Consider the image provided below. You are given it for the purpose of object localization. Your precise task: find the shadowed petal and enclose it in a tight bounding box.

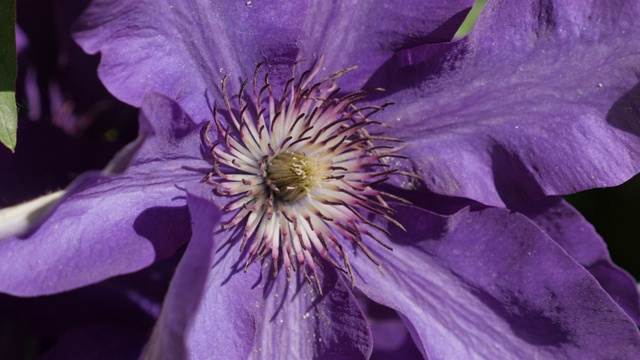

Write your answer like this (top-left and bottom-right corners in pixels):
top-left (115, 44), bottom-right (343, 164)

top-left (352, 204), bottom-right (640, 359)
top-left (520, 197), bottom-right (640, 325)
top-left (252, 267), bottom-right (372, 360)
top-left (370, 317), bottom-right (422, 360)
top-left (299, 0), bottom-right (474, 91)
top-left (372, 0), bottom-right (640, 206)
top-left (144, 182), bottom-right (227, 360)
top-left (73, 0), bottom-right (307, 122)
top-left (0, 172), bottom-right (190, 296)
top-left (0, 93), bottom-right (208, 296)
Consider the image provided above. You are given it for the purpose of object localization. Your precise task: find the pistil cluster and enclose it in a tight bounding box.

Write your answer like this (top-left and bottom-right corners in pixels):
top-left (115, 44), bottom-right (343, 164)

top-left (203, 58), bottom-right (411, 293)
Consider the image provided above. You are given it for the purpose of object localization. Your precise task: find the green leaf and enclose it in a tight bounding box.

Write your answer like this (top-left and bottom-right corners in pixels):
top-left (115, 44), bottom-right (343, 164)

top-left (0, 0), bottom-right (18, 152)
top-left (453, 0), bottom-right (487, 40)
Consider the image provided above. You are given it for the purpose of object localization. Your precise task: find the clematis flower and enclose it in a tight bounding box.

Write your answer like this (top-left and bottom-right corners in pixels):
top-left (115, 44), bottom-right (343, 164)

top-left (135, 93), bottom-right (640, 359)
top-left (1, 0), bottom-right (640, 358)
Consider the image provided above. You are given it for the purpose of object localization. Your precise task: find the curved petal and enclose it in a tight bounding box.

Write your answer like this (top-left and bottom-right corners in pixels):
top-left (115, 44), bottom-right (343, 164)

top-left (299, 0), bottom-right (474, 91)
top-left (520, 197), bottom-right (640, 325)
top-left (0, 172), bottom-right (190, 296)
top-left (0, 93), bottom-right (208, 296)
top-left (144, 182), bottom-right (227, 360)
top-left (370, 0), bottom-right (640, 206)
top-left (252, 267), bottom-right (372, 360)
top-left (352, 205), bottom-right (640, 359)
top-left (124, 92), bottom-right (211, 174)
top-left (73, 0), bottom-right (307, 122)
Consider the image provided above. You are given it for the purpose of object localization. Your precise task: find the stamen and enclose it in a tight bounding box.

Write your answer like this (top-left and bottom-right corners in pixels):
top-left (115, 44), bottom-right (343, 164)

top-left (203, 59), bottom-right (413, 293)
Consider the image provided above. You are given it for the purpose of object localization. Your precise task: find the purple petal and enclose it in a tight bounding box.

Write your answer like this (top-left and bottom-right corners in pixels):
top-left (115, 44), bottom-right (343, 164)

top-left (352, 204), bottom-right (640, 358)
top-left (369, 316), bottom-right (422, 360)
top-left (144, 182), bottom-right (227, 359)
top-left (520, 197), bottom-right (640, 325)
top-left (252, 267), bottom-right (372, 359)
top-left (73, 0), bottom-right (307, 122)
top-left (0, 172), bottom-right (189, 296)
top-left (299, 0), bottom-right (474, 91)
top-left (373, 0), bottom-right (640, 206)
top-left (359, 298), bottom-right (422, 357)
top-left (125, 92), bottom-right (210, 174)
top-left (0, 93), bottom-right (207, 296)
top-left (73, 0), bottom-right (475, 122)
top-left (146, 182), bottom-right (372, 359)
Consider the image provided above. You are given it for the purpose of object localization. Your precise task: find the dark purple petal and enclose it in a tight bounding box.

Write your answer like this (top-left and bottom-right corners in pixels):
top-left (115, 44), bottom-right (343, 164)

top-left (252, 266), bottom-right (372, 360)
top-left (146, 182), bottom-right (372, 359)
top-left (372, 0), bottom-right (640, 206)
top-left (520, 197), bottom-right (640, 325)
top-left (73, 0), bottom-right (307, 122)
top-left (352, 204), bottom-right (640, 359)
top-left (299, 0), bottom-right (474, 91)
top-left (370, 318), bottom-right (422, 360)
top-left (0, 93), bottom-right (207, 296)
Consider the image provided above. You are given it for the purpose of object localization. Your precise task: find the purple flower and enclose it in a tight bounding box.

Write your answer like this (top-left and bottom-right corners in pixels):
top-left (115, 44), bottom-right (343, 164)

top-left (1, 0), bottom-right (640, 358)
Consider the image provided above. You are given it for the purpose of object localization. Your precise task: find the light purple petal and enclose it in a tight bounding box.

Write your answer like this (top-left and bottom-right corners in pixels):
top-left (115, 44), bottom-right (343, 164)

top-left (372, 0), bottom-right (640, 206)
top-left (73, 0), bottom-right (475, 122)
top-left (299, 0), bottom-right (474, 91)
top-left (520, 197), bottom-right (640, 325)
top-left (352, 204), bottom-right (640, 359)
top-left (73, 0), bottom-right (307, 123)
top-left (0, 93), bottom-right (207, 296)
top-left (0, 172), bottom-right (189, 296)
top-left (146, 182), bottom-right (372, 359)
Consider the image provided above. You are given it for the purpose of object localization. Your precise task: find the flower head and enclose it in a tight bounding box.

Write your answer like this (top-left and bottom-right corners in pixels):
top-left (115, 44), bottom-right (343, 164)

top-left (2, 0), bottom-right (640, 358)
top-left (204, 60), bottom-right (414, 290)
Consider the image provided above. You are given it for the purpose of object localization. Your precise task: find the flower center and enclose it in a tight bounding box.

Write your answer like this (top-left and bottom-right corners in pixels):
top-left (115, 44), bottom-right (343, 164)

top-left (267, 152), bottom-right (326, 202)
top-left (202, 57), bottom-right (414, 294)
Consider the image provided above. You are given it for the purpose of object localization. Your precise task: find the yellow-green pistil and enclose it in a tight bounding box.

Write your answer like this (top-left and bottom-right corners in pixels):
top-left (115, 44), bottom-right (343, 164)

top-left (267, 152), bottom-right (325, 202)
